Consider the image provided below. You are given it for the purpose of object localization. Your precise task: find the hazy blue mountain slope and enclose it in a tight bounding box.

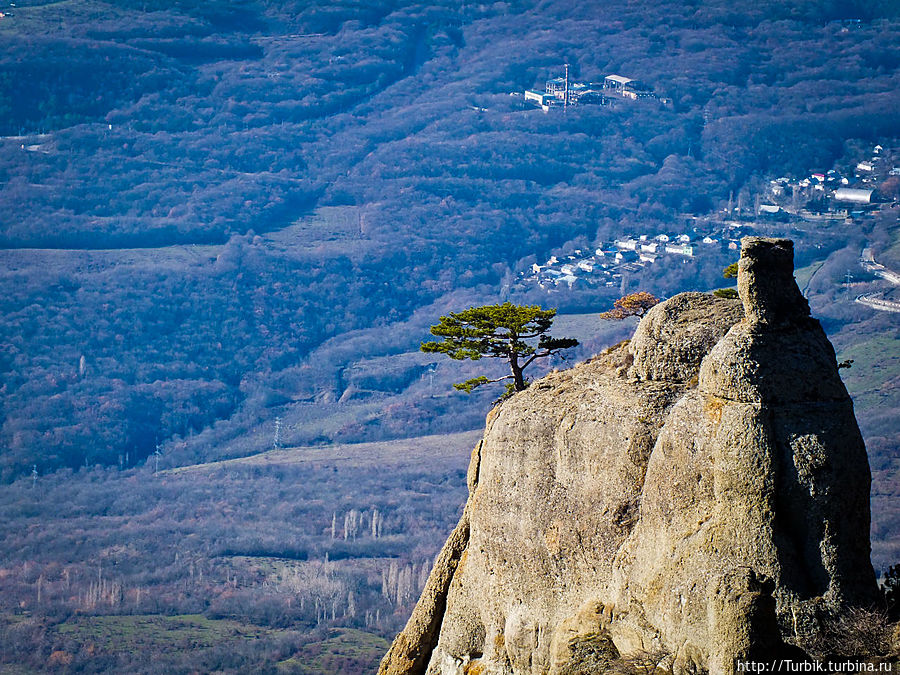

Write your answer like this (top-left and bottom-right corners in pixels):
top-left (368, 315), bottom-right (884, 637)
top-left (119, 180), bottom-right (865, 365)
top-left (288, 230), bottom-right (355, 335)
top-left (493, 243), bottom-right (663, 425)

top-left (1, 0), bottom-right (897, 503)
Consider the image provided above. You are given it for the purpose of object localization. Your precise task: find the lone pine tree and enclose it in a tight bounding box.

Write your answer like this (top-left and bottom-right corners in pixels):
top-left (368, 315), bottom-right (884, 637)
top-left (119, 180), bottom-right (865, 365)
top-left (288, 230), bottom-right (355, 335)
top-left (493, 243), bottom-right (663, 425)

top-left (421, 302), bottom-right (578, 395)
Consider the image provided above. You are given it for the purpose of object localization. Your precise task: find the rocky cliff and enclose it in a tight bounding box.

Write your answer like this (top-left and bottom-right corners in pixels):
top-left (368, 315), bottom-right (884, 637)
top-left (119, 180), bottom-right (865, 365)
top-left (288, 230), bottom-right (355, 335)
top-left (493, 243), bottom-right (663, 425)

top-left (380, 238), bottom-right (880, 675)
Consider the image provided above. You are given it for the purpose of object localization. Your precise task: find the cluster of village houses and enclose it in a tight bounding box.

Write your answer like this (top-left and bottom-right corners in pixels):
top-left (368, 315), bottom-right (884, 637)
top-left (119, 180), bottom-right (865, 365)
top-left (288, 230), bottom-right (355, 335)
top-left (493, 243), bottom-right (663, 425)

top-left (519, 143), bottom-right (897, 292)
top-left (759, 144), bottom-right (897, 217)
top-left (523, 73), bottom-right (665, 110)
top-left (519, 229), bottom-right (744, 290)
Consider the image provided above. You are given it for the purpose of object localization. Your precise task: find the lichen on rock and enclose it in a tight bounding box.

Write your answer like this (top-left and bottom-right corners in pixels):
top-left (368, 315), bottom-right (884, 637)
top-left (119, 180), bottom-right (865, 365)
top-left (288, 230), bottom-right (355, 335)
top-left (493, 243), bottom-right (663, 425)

top-left (379, 237), bottom-right (879, 675)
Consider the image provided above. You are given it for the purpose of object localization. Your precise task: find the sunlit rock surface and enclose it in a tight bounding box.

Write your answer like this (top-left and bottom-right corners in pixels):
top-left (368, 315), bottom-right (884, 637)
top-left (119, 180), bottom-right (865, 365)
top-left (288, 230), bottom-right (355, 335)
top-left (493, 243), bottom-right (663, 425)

top-left (380, 238), bottom-right (878, 675)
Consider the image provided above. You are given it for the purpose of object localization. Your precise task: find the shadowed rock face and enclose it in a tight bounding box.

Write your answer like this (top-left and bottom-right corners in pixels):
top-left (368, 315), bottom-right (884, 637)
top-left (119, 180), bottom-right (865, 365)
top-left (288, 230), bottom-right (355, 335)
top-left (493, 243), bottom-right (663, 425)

top-left (379, 238), bottom-right (879, 675)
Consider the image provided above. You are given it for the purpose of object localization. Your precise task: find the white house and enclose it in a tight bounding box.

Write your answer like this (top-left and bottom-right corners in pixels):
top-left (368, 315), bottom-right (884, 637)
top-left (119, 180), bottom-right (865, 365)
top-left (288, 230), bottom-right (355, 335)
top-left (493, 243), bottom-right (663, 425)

top-left (665, 244), bottom-right (694, 257)
top-left (614, 239), bottom-right (639, 251)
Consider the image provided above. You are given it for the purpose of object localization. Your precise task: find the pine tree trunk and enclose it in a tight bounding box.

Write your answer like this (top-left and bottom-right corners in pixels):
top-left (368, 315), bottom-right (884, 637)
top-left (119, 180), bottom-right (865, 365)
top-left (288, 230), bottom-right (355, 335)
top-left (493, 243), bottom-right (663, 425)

top-left (509, 355), bottom-right (525, 391)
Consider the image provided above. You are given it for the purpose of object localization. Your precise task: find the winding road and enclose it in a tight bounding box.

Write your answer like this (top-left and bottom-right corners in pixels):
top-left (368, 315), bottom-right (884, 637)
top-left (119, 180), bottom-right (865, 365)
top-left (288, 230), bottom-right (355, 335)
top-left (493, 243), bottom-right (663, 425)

top-left (857, 248), bottom-right (900, 312)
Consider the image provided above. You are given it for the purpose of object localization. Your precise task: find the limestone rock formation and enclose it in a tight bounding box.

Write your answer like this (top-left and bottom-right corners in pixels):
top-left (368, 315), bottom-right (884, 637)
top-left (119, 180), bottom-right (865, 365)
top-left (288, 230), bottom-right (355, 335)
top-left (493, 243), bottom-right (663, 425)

top-left (380, 238), bottom-right (879, 675)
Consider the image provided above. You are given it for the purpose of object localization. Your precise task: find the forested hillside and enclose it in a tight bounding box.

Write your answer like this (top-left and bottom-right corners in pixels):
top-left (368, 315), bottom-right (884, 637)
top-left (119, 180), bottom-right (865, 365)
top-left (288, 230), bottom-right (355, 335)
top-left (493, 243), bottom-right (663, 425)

top-left (3, 0), bottom-right (899, 479)
top-left (1, 1), bottom-right (899, 670)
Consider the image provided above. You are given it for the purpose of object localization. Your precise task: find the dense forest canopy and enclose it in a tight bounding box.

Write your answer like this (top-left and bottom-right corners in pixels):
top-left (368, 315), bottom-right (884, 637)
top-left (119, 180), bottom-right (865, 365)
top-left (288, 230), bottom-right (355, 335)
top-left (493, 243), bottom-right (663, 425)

top-left (1, 0), bottom-right (898, 479)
